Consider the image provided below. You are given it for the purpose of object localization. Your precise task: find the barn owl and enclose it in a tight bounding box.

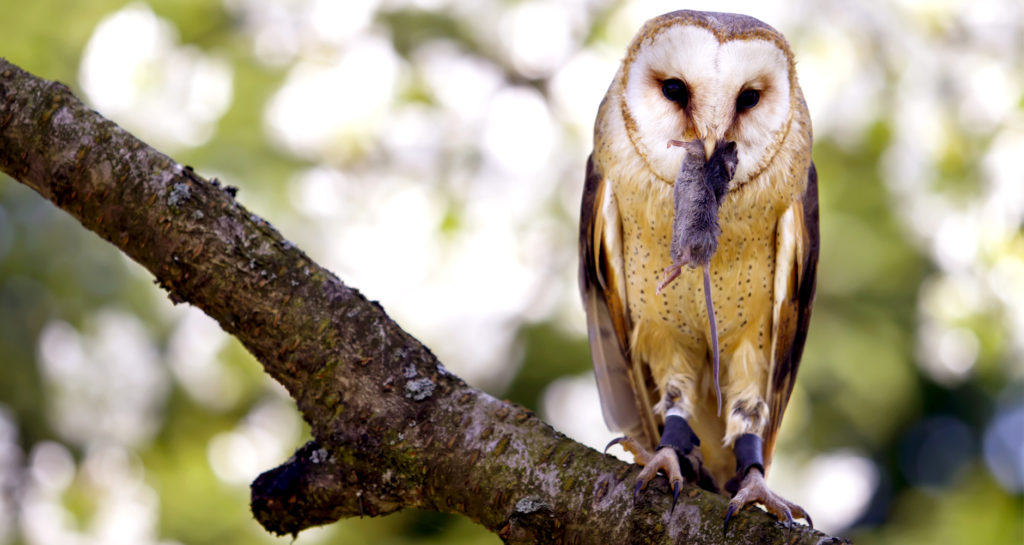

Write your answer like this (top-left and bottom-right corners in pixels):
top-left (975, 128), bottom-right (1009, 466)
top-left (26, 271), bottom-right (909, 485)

top-left (579, 10), bottom-right (818, 527)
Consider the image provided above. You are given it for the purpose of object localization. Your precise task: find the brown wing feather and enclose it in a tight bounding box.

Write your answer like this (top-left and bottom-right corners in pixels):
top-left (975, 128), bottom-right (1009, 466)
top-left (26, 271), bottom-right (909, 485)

top-left (579, 155), bottom-right (658, 448)
top-left (763, 163), bottom-right (820, 469)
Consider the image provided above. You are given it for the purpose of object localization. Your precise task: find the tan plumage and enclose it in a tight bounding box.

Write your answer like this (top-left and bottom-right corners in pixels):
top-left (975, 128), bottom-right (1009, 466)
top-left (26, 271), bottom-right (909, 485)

top-left (579, 10), bottom-right (818, 520)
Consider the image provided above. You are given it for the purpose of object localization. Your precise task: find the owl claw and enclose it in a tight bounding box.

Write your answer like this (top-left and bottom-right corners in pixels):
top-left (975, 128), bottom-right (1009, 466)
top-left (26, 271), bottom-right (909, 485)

top-left (723, 504), bottom-right (737, 535)
top-left (726, 469), bottom-right (810, 530)
top-left (634, 447), bottom-right (684, 507)
top-left (607, 436), bottom-right (687, 511)
top-left (604, 436), bottom-right (625, 453)
top-left (605, 436), bottom-right (653, 464)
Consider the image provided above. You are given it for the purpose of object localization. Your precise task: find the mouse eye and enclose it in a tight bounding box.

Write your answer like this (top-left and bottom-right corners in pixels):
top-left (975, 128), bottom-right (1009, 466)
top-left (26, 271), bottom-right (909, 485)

top-left (661, 79), bottom-right (689, 108)
top-left (737, 89), bottom-right (760, 111)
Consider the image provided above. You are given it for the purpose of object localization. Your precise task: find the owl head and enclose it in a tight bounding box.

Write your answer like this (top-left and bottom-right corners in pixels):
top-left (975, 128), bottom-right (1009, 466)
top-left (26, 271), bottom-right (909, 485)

top-left (612, 11), bottom-right (806, 188)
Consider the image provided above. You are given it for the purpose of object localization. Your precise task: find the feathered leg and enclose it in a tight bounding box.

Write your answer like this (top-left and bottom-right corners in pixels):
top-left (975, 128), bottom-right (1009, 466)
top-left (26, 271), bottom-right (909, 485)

top-left (607, 377), bottom-right (718, 511)
top-left (724, 434), bottom-right (812, 532)
top-left (720, 341), bottom-right (811, 531)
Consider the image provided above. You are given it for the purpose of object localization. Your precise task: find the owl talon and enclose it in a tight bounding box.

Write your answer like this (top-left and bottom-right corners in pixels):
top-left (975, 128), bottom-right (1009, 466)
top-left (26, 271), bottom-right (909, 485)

top-left (723, 504), bottom-right (737, 535)
top-left (634, 447), bottom-right (684, 506)
top-left (727, 469), bottom-right (810, 528)
top-left (607, 436), bottom-right (686, 509)
top-left (604, 436), bottom-right (625, 454)
top-left (605, 436), bottom-right (654, 464)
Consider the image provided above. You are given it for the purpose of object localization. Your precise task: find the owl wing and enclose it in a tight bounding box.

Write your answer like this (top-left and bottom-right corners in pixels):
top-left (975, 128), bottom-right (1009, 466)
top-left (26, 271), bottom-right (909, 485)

top-left (579, 155), bottom-right (659, 449)
top-left (763, 162), bottom-right (820, 469)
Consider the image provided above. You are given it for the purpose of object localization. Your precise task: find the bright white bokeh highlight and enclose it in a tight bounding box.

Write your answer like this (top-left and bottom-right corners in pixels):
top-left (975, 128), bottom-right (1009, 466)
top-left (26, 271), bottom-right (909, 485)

top-left (37, 312), bottom-right (168, 448)
top-left (28, 442), bottom-right (74, 494)
top-left (292, 168), bottom-right (553, 389)
top-left (20, 442), bottom-right (179, 545)
top-left (417, 42), bottom-right (505, 124)
top-left (265, 35), bottom-right (402, 161)
top-left (541, 373), bottom-right (628, 462)
top-left (481, 86), bottom-right (558, 177)
top-left (771, 451), bottom-right (880, 534)
top-left (166, 308), bottom-right (240, 411)
top-left (500, 1), bottom-right (577, 79)
top-left (79, 3), bottom-right (233, 150)
top-left (223, 0), bottom-right (381, 65)
top-left (549, 48), bottom-right (621, 133)
top-left (207, 398), bottom-right (302, 485)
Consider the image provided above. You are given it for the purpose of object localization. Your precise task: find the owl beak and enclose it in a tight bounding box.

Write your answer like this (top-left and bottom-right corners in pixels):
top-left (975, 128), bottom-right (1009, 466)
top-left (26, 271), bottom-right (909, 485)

top-left (702, 138), bottom-right (736, 164)
top-left (702, 138), bottom-right (717, 162)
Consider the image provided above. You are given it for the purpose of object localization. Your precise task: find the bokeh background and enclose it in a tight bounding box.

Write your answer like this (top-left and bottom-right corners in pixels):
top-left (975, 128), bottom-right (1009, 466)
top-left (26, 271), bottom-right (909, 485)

top-left (0, 0), bottom-right (1021, 543)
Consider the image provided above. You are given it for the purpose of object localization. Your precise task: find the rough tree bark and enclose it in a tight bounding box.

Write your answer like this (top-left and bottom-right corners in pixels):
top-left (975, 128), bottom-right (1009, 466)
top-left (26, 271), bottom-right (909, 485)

top-left (0, 58), bottom-right (847, 545)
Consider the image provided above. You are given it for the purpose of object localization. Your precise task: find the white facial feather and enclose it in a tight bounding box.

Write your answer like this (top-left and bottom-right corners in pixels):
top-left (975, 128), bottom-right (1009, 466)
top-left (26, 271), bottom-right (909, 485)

top-left (621, 24), bottom-right (793, 185)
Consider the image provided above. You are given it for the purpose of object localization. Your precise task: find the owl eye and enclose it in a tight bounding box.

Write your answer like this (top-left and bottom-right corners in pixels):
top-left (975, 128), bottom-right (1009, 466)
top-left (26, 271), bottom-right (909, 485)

top-left (661, 79), bottom-right (689, 108)
top-left (737, 89), bottom-right (760, 111)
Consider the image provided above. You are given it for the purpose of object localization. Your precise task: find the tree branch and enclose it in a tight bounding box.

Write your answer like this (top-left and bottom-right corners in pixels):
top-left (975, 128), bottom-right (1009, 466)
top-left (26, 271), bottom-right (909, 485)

top-left (0, 58), bottom-right (845, 545)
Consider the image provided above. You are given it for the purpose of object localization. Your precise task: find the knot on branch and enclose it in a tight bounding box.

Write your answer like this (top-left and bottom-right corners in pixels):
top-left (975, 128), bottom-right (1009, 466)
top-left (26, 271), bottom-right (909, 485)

top-left (251, 440), bottom-right (408, 536)
top-left (498, 495), bottom-right (562, 545)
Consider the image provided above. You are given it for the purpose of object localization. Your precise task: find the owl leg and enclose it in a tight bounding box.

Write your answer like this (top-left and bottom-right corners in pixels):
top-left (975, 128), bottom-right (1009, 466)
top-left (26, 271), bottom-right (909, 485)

top-left (720, 342), bottom-right (811, 530)
top-left (724, 442), bottom-right (812, 532)
top-left (605, 435), bottom-right (686, 509)
top-left (607, 376), bottom-right (718, 511)
top-left (653, 382), bottom-right (720, 495)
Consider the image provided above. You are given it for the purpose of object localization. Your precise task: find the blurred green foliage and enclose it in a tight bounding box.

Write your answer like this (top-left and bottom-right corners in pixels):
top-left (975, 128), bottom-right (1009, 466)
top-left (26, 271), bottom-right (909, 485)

top-left (1, 1), bottom-right (1021, 544)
